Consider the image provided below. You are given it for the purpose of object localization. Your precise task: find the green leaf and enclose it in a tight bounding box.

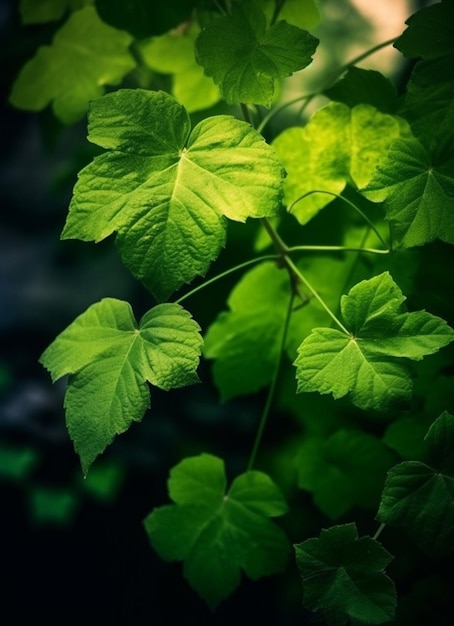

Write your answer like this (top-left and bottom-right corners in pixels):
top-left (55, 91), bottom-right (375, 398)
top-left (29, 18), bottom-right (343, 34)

top-left (363, 134), bottom-right (454, 247)
top-left (0, 444), bottom-right (39, 481)
top-left (144, 453), bottom-right (289, 608)
top-left (262, 0), bottom-right (321, 29)
top-left (96, 0), bottom-right (196, 38)
top-left (39, 298), bottom-right (203, 474)
top-left (394, 0), bottom-right (454, 60)
top-left (294, 523), bottom-right (396, 625)
top-left (63, 89), bottom-right (284, 300)
top-left (272, 103), bottom-right (402, 224)
top-left (297, 430), bottom-right (397, 519)
top-left (325, 67), bottom-right (399, 114)
top-left (195, 0), bottom-right (318, 106)
top-left (29, 487), bottom-right (79, 525)
top-left (9, 7), bottom-right (135, 124)
top-left (19, 0), bottom-right (92, 23)
top-left (377, 411), bottom-right (454, 556)
top-left (294, 272), bottom-right (454, 411)
top-left (138, 24), bottom-right (220, 112)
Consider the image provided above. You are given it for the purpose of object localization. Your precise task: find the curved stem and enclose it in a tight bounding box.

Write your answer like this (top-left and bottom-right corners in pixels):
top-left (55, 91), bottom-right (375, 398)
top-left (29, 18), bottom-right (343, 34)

top-left (247, 289), bottom-right (295, 472)
top-left (287, 244), bottom-right (389, 255)
top-left (288, 190), bottom-right (389, 249)
top-left (373, 522), bottom-right (386, 541)
top-left (285, 256), bottom-right (349, 334)
top-left (257, 92), bottom-right (318, 134)
top-left (174, 255), bottom-right (280, 305)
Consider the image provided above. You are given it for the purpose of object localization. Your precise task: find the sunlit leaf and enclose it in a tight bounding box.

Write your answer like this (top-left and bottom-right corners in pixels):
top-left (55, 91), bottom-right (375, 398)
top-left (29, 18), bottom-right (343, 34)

top-left (40, 298), bottom-right (203, 474)
top-left (377, 411), bottom-right (454, 556)
top-left (273, 103), bottom-right (402, 224)
top-left (363, 134), bottom-right (454, 247)
top-left (9, 7), bottom-right (135, 123)
top-left (62, 89), bottom-right (284, 300)
top-left (144, 453), bottom-right (289, 608)
top-left (195, 0), bottom-right (318, 106)
top-left (295, 523), bottom-right (396, 625)
top-left (295, 272), bottom-right (454, 411)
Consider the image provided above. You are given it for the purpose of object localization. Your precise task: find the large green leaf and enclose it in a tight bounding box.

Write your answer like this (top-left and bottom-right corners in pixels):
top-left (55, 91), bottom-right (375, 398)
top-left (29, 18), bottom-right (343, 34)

top-left (394, 0), bottom-right (454, 60)
top-left (272, 103), bottom-right (402, 224)
top-left (195, 0), bottom-right (318, 106)
top-left (40, 298), bottom-right (203, 474)
top-left (294, 272), bottom-right (454, 411)
top-left (377, 411), bottom-right (454, 556)
top-left (9, 6), bottom-right (135, 123)
top-left (295, 523), bottom-right (396, 625)
top-left (363, 134), bottom-right (454, 247)
top-left (297, 430), bottom-right (397, 519)
top-left (138, 23), bottom-right (220, 112)
top-left (144, 453), bottom-right (289, 608)
top-left (62, 89), bottom-right (284, 300)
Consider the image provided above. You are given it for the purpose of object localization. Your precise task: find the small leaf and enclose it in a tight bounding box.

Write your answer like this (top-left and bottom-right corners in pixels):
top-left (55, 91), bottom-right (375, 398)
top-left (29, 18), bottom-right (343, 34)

top-left (377, 411), bottom-right (454, 556)
top-left (294, 523), bottom-right (396, 625)
top-left (144, 453), bottom-right (289, 608)
top-left (325, 67), bottom-right (398, 114)
top-left (9, 7), bottom-right (135, 123)
top-left (363, 133), bottom-right (454, 247)
top-left (40, 298), bottom-right (203, 474)
top-left (294, 272), bottom-right (454, 411)
top-left (297, 430), bottom-right (397, 519)
top-left (273, 103), bottom-right (402, 224)
top-left (195, 0), bottom-right (318, 106)
top-left (63, 89), bottom-right (284, 300)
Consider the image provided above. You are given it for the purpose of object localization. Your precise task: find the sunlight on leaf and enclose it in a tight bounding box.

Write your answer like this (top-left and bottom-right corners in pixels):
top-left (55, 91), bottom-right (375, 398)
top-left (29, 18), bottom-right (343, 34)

top-left (40, 299), bottom-right (203, 474)
top-left (294, 272), bottom-right (454, 410)
top-left (9, 6), bottom-right (135, 123)
top-left (144, 453), bottom-right (289, 608)
top-left (63, 89), bottom-right (284, 300)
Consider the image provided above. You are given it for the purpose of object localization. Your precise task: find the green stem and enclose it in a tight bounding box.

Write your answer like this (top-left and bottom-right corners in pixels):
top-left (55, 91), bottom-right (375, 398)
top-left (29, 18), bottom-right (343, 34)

top-left (288, 190), bottom-right (389, 249)
top-left (287, 245), bottom-right (389, 255)
top-left (256, 92), bottom-right (318, 134)
top-left (240, 102), bottom-right (253, 126)
top-left (247, 290), bottom-right (295, 472)
top-left (261, 216), bottom-right (289, 255)
top-left (373, 522), bottom-right (386, 541)
top-left (285, 256), bottom-right (349, 334)
top-left (174, 255), bottom-right (280, 305)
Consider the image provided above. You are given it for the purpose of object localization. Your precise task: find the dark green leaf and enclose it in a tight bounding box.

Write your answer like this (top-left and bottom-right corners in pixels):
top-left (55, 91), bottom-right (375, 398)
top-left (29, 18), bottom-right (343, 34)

top-left (294, 523), bottom-right (396, 625)
top-left (394, 0), bottom-right (454, 60)
top-left (377, 411), bottom-right (454, 556)
top-left (195, 0), bottom-right (318, 106)
top-left (325, 67), bottom-right (398, 114)
top-left (144, 453), bottom-right (289, 608)
top-left (40, 298), bottom-right (203, 474)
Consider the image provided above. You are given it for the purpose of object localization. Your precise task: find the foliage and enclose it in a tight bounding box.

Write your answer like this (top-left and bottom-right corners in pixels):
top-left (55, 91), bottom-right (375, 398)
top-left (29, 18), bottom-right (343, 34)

top-left (9, 0), bottom-right (454, 622)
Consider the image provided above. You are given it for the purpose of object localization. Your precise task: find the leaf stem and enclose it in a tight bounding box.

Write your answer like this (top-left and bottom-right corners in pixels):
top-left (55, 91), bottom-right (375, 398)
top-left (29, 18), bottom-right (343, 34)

top-left (247, 290), bottom-right (295, 472)
top-left (174, 255), bottom-right (280, 305)
top-left (287, 245), bottom-right (389, 255)
top-left (284, 256), bottom-right (349, 334)
top-left (373, 522), bottom-right (386, 541)
top-left (288, 190), bottom-right (389, 249)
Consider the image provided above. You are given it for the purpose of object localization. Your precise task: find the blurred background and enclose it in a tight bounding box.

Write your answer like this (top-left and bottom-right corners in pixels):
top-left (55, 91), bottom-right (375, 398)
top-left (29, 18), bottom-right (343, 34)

top-left (0, 1), bottom-right (438, 623)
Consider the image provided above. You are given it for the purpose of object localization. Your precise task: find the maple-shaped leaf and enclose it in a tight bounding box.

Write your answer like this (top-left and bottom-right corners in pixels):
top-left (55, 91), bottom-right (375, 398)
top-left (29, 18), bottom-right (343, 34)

top-left (40, 298), bottom-right (203, 474)
top-left (144, 453), bottom-right (289, 608)
top-left (377, 411), bottom-right (454, 556)
top-left (138, 23), bottom-right (220, 112)
top-left (294, 272), bottom-right (454, 411)
top-left (363, 134), bottom-right (454, 247)
top-left (297, 430), bottom-right (397, 519)
top-left (62, 89), bottom-right (284, 301)
top-left (9, 6), bottom-right (135, 123)
top-left (195, 0), bottom-right (318, 106)
top-left (273, 102), bottom-right (402, 224)
top-left (295, 523), bottom-right (396, 625)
